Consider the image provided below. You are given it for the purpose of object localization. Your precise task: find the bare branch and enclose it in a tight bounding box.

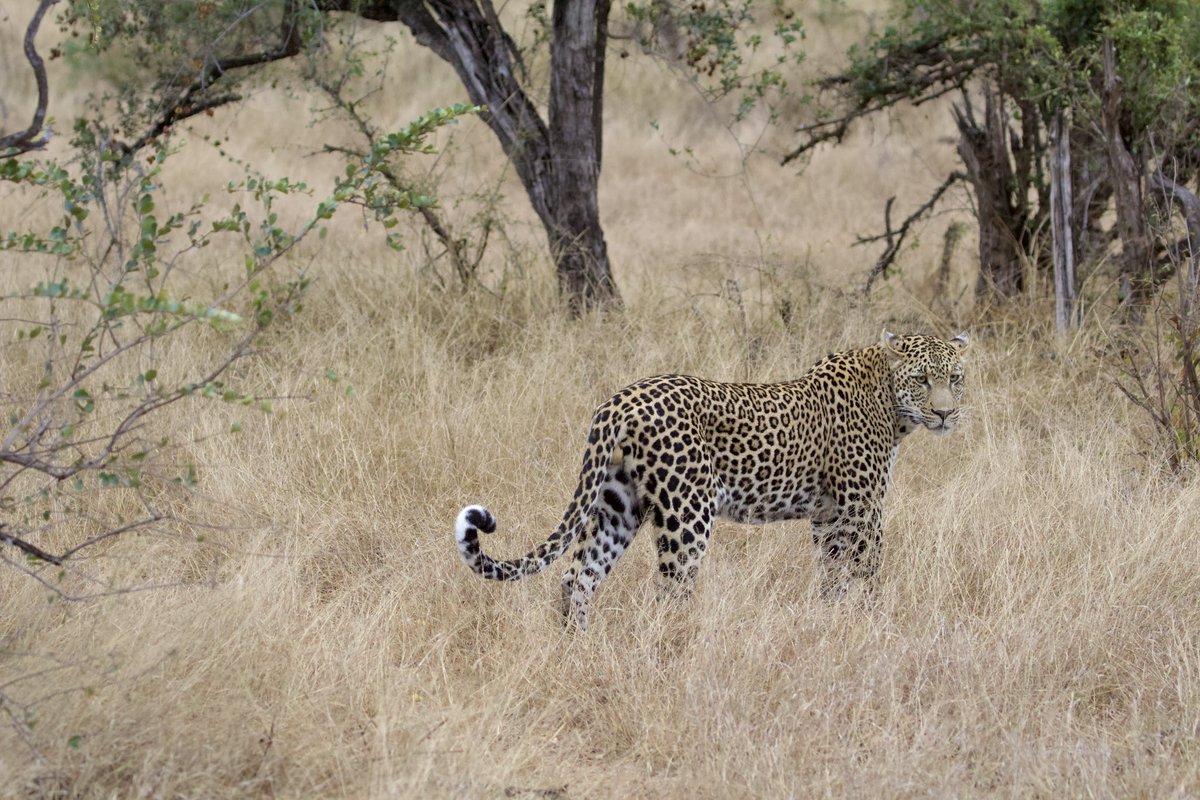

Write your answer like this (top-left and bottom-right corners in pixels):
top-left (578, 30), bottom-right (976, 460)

top-left (0, 0), bottom-right (59, 155)
top-left (859, 171), bottom-right (966, 293)
top-left (1, 516), bottom-right (162, 569)
top-left (0, 686), bottom-right (45, 762)
top-left (0, 525), bottom-right (63, 566)
top-left (0, 549), bottom-right (203, 601)
top-left (59, 514), bottom-right (165, 561)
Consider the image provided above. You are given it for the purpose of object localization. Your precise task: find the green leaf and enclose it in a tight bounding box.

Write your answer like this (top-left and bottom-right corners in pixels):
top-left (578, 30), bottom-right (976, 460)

top-left (73, 389), bottom-right (95, 414)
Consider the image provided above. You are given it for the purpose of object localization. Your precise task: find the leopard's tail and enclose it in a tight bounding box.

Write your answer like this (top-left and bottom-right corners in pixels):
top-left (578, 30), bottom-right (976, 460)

top-left (454, 411), bottom-right (620, 581)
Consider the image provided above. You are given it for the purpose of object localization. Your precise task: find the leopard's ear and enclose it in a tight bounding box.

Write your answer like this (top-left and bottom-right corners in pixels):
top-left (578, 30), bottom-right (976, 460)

top-left (949, 332), bottom-right (969, 352)
top-left (881, 329), bottom-right (905, 361)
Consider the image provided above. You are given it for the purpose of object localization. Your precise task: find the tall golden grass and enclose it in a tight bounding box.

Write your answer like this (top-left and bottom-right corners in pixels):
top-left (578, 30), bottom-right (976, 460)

top-left (3, 6), bottom-right (1199, 798)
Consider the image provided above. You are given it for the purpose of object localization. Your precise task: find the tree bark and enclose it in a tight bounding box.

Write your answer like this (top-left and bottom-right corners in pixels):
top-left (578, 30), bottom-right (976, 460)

top-left (340, 0), bottom-right (621, 313)
top-left (953, 89), bottom-right (1027, 299)
top-left (1102, 38), bottom-right (1151, 307)
top-left (1049, 110), bottom-right (1080, 334)
top-left (547, 0), bottom-right (619, 311)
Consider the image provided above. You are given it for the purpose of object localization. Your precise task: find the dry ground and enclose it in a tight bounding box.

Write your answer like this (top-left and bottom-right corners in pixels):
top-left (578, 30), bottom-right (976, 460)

top-left (3, 4), bottom-right (1200, 798)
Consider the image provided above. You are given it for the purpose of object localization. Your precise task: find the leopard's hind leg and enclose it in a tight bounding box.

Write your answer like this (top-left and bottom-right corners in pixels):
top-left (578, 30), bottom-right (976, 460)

top-left (559, 458), bottom-right (641, 631)
top-left (647, 462), bottom-right (717, 600)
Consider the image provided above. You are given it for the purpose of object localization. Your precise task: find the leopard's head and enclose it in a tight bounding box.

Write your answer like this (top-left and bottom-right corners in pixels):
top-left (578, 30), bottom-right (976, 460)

top-left (883, 330), bottom-right (969, 436)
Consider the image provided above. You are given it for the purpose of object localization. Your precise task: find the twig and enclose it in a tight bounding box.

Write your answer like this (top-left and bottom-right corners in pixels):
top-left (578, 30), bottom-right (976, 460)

top-left (0, 687), bottom-right (45, 763)
top-left (59, 515), bottom-right (165, 561)
top-left (0, 525), bottom-right (62, 565)
top-left (316, 81), bottom-right (482, 288)
top-left (0, 516), bottom-right (164, 570)
top-left (0, 550), bottom-right (204, 600)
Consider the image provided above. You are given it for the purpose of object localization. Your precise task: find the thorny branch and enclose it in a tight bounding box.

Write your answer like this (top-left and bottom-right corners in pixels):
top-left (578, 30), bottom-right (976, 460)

top-left (1, 335), bottom-right (251, 487)
top-left (0, 329), bottom-right (254, 570)
top-left (1, 643), bottom-right (182, 762)
top-left (1, 200), bottom-right (312, 577)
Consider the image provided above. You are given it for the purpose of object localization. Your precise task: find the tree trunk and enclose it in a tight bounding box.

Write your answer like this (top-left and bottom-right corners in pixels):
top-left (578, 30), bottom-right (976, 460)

top-left (345, 0), bottom-right (621, 313)
top-left (953, 88), bottom-right (1027, 300)
top-left (1049, 110), bottom-right (1080, 334)
top-left (547, 0), bottom-right (619, 312)
top-left (1067, 121), bottom-right (1112, 272)
top-left (1102, 38), bottom-right (1151, 308)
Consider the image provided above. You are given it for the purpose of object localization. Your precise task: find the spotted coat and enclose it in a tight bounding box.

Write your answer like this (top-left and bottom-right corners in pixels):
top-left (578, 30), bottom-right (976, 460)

top-left (455, 331), bottom-right (968, 630)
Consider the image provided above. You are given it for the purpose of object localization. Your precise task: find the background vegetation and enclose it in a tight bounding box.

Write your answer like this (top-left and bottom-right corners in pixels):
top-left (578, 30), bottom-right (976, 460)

top-left (2, 0), bottom-right (1199, 797)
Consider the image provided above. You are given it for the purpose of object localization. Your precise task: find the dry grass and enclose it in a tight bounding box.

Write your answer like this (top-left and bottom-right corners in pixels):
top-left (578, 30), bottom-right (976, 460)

top-left (3, 6), bottom-right (1200, 798)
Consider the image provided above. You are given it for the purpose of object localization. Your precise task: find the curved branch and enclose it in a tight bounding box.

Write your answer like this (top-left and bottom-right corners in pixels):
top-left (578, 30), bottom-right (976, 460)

top-left (1150, 168), bottom-right (1200, 320)
top-left (0, 0), bottom-right (60, 155)
top-left (1149, 170), bottom-right (1200, 252)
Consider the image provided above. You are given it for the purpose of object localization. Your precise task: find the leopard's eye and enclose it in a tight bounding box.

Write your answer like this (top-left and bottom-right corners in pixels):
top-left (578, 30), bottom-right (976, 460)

top-left (921, 374), bottom-right (932, 389)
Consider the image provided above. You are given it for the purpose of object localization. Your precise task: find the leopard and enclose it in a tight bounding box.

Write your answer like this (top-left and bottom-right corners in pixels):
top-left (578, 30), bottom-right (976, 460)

top-left (455, 330), bottom-right (968, 631)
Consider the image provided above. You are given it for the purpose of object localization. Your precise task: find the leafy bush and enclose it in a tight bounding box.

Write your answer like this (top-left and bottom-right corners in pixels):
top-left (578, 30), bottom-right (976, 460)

top-left (0, 104), bottom-right (478, 591)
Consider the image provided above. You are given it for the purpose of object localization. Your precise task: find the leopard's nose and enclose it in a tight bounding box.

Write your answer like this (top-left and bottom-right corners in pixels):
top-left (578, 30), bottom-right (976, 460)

top-left (932, 409), bottom-right (951, 424)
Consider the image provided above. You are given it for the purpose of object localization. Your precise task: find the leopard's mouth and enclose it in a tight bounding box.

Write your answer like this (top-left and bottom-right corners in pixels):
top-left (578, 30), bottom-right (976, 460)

top-left (925, 416), bottom-right (956, 435)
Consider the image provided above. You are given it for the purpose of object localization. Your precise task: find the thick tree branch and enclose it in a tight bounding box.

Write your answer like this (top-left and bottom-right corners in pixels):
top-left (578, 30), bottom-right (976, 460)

top-left (1102, 38), bottom-right (1153, 304)
top-left (0, 0), bottom-right (59, 155)
top-left (327, 0), bottom-right (555, 211)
